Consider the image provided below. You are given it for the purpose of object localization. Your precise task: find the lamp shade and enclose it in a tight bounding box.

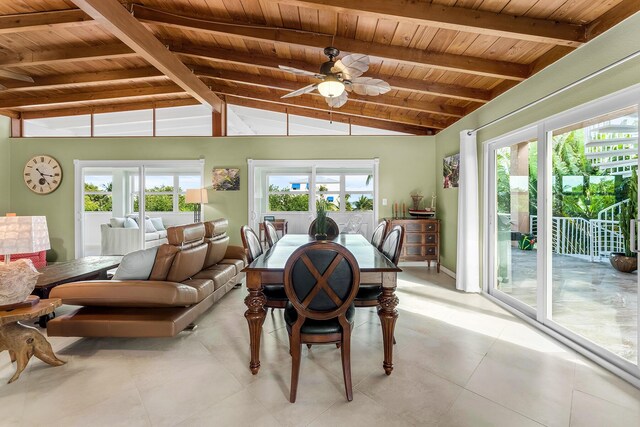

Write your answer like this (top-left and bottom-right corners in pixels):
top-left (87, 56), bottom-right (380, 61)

top-left (185, 189), bottom-right (208, 204)
top-left (317, 76), bottom-right (345, 98)
top-left (0, 216), bottom-right (50, 255)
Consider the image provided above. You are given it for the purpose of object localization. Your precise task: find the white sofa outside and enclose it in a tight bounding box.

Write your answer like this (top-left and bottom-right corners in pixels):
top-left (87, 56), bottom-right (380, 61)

top-left (100, 216), bottom-right (168, 255)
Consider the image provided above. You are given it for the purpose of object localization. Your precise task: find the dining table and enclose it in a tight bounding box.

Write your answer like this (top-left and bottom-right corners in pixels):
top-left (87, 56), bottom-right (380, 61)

top-left (242, 233), bottom-right (402, 376)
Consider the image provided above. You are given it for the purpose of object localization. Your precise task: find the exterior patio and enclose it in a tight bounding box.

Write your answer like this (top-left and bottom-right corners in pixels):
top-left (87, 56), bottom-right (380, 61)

top-left (499, 249), bottom-right (638, 363)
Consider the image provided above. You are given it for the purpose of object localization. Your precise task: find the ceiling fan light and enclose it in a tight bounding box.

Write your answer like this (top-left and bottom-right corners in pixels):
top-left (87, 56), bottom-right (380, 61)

top-left (317, 76), bottom-right (345, 98)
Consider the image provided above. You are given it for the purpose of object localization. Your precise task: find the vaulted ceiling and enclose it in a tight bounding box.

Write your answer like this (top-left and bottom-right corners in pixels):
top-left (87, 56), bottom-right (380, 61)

top-left (0, 0), bottom-right (638, 135)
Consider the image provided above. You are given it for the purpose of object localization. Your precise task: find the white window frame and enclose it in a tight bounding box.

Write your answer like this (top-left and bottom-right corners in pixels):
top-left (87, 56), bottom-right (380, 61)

top-left (130, 172), bottom-right (201, 213)
top-left (483, 84), bottom-right (640, 386)
top-left (83, 174), bottom-right (113, 212)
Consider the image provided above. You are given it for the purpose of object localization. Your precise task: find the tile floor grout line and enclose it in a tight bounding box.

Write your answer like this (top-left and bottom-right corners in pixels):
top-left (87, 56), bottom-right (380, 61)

top-left (461, 388), bottom-right (550, 427)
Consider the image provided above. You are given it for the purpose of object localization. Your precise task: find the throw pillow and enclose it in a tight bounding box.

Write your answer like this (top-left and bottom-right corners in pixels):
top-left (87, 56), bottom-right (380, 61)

top-left (112, 246), bottom-right (159, 280)
top-left (150, 217), bottom-right (165, 231)
top-left (144, 218), bottom-right (157, 232)
top-left (124, 217), bottom-right (139, 229)
top-left (109, 217), bottom-right (126, 228)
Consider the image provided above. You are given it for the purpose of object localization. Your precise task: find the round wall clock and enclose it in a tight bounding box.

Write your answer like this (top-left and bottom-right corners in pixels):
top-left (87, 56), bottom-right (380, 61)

top-left (23, 155), bottom-right (62, 194)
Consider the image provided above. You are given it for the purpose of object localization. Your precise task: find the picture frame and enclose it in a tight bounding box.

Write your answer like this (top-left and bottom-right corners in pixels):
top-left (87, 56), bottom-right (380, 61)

top-left (443, 154), bottom-right (460, 188)
top-left (212, 168), bottom-right (240, 191)
top-left (263, 215), bottom-right (276, 222)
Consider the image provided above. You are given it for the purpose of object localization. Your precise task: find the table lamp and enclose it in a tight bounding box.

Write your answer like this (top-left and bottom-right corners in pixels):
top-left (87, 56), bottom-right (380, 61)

top-left (0, 216), bottom-right (50, 307)
top-left (185, 189), bottom-right (208, 223)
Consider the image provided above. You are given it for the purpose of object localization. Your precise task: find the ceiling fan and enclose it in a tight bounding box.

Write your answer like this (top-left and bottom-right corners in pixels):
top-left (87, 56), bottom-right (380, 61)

top-left (0, 69), bottom-right (34, 90)
top-left (278, 47), bottom-right (391, 108)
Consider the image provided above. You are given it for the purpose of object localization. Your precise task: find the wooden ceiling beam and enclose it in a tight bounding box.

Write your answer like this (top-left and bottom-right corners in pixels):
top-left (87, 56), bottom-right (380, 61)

top-left (0, 67), bottom-right (165, 91)
top-left (0, 109), bottom-right (20, 119)
top-left (194, 67), bottom-right (464, 117)
top-left (0, 85), bottom-right (185, 109)
top-left (173, 44), bottom-right (491, 103)
top-left (225, 96), bottom-right (432, 135)
top-left (274, 0), bottom-right (586, 47)
top-left (0, 44), bottom-right (135, 67)
top-left (71, 0), bottom-right (223, 112)
top-left (586, 0), bottom-right (640, 40)
top-left (0, 9), bottom-right (93, 34)
top-left (132, 5), bottom-right (529, 81)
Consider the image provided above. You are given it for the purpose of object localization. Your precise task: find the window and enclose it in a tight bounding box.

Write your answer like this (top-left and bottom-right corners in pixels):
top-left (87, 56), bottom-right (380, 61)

top-left (267, 174), bottom-right (310, 211)
top-left (155, 105), bottom-right (212, 136)
top-left (93, 109), bottom-right (153, 136)
top-left (132, 173), bottom-right (201, 212)
top-left (227, 105), bottom-right (287, 135)
top-left (288, 115), bottom-right (349, 135)
top-left (24, 115), bottom-right (91, 137)
top-left (83, 175), bottom-right (113, 212)
top-left (350, 124), bottom-right (409, 136)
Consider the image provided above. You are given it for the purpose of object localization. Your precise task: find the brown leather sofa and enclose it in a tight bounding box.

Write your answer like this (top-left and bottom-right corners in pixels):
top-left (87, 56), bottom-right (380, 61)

top-left (48, 219), bottom-right (246, 338)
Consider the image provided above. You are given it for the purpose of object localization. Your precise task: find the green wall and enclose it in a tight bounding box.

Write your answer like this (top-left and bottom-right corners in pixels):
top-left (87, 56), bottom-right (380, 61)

top-left (0, 116), bottom-right (10, 215)
top-left (6, 135), bottom-right (435, 261)
top-left (434, 11), bottom-right (640, 273)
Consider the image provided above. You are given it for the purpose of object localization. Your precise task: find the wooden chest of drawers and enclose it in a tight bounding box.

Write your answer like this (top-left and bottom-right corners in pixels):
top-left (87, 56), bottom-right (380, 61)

top-left (387, 218), bottom-right (440, 272)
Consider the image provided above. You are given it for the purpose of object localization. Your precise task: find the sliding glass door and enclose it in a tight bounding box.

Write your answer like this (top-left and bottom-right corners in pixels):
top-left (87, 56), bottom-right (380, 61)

top-left (486, 89), bottom-right (640, 379)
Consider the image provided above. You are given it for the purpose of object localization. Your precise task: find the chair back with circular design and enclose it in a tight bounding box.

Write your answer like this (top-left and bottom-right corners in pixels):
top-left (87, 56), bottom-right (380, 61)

top-left (284, 241), bottom-right (360, 321)
top-left (370, 220), bottom-right (389, 250)
top-left (380, 225), bottom-right (404, 266)
top-left (264, 221), bottom-right (279, 248)
top-left (307, 217), bottom-right (340, 240)
top-left (240, 226), bottom-right (263, 264)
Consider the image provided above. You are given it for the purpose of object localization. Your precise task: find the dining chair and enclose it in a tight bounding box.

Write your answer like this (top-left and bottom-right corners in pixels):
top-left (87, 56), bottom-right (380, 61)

top-left (283, 241), bottom-right (360, 403)
top-left (264, 221), bottom-right (280, 248)
top-left (241, 226), bottom-right (288, 310)
top-left (370, 219), bottom-right (390, 250)
top-left (354, 224), bottom-right (404, 308)
top-left (308, 217), bottom-right (340, 239)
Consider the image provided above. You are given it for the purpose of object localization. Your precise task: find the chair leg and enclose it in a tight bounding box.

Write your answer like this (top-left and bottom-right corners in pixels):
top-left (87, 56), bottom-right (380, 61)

top-left (336, 343), bottom-right (341, 349)
top-left (393, 336), bottom-right (396, 345)
top-left (340, 330), bottom-right (353, 402)
top-left (306, 344), bottom-right (312, 349)
top-left (290, 335), bottom-right (302, 403)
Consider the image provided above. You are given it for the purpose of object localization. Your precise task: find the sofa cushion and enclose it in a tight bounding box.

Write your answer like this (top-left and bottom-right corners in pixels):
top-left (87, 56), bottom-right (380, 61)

top-left (203, 235), bottom-right (229, 268)
top-left (150, 217), bottom-right (165, 231)
top-left (144, 218), bottom-right (157, 233)
top-left (218, 258), bottom-right (245, 275)
top-left (167, 223), bottom-right (205, 247)
top-left (166, 244), bottom-right (207, 283)
top-left (144, 232), bottom-right (160, 242)
top-left (204, 219), bottom-right (228, 238)
top-left (182, 279), bottom-right (214, 301)
top-left (156, 230), bottom-right (168, 239)
top-left (110, 217), bottom-right (126, 228)
top-left (124, 217), bottom-right (138, 229)
top-left (113, 246), bottom-right (159, 280)
top-left (50, 280), bottom-right (199, 307)
top-left (149, 245), bottom-right (179, 281)
top-left (193, 264), bottom-right (236, 290)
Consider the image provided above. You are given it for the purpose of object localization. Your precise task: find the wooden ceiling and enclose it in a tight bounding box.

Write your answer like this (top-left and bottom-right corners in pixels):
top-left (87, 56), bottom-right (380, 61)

top-left (0, 0), bottom-right (638, 135)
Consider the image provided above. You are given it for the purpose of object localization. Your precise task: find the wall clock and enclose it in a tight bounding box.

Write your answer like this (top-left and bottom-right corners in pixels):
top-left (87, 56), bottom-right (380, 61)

top-left (23, 155), bottom-right (62, 194)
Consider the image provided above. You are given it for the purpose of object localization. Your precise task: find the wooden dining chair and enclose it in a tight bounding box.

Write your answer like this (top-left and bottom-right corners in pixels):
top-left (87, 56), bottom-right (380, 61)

top-left (308, 217), bottom-right (340, 239)
top-left (283, 241), bottom-right (360, 403)
top-left (370, 219), bottom-right (390, 250)
top-left (264, 221), bottom-right (280, 248)
top-left (241, 226), bottom-right (288, 310)
top-left (354, 224), bottom-right (404, 308)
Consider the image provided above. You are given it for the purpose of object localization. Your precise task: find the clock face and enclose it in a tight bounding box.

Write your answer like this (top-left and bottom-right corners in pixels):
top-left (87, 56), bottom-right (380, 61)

top-left (23, 155), bottom-right (62, 194)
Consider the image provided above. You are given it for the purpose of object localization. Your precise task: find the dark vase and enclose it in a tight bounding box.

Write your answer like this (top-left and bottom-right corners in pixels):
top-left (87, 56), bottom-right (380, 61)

top-left (609, 253), bottom-right (638, 273)
top-left (315, 233), bottom-right (328, 241)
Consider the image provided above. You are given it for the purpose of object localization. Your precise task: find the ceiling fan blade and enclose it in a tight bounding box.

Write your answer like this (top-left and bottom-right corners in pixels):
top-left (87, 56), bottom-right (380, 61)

top-left (278, 65), bottom-right (324, 79)
top-left (0, 83), bottom-right (6, 90)
top-left (333, 54), bottom-right (369, 79)
top-left (324, 91), bottom-right (348, 108)
top-left (0, 69), bottom-right (34, 83)
top-left (350, 77), bottom-right (391, 96)
top-left (281, 83), bottom-right (318, 99)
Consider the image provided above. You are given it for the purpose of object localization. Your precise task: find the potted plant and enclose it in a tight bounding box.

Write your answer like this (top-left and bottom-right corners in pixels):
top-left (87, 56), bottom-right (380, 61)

top-left (611, 169), bottom-right (638, 273)
top-left (315, 201), bottom-right (328, 240)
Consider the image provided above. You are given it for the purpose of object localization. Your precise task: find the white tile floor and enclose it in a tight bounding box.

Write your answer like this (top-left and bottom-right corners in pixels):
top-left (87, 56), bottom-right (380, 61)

top-left (1, 267), bottom-right (639, 426)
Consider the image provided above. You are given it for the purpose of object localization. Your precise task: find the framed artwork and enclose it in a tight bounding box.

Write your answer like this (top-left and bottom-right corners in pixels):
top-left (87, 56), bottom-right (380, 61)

top-left (263, 215), bottom-right (275, 222)
top-left (212, 168), bottom-right (240, 191)
top-left (443, 154), bottom-right (460, 188)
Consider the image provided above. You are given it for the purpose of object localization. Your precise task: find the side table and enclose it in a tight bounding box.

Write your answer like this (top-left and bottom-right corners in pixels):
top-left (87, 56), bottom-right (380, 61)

top-left (0, 298), bottom-right (66, 383)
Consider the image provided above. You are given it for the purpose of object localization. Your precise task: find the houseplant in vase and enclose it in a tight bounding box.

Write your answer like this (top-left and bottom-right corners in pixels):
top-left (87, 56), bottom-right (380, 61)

top-left (315, 201), bottom-right (328, 240)
top-left (611, 169), bottom-right (638, 273)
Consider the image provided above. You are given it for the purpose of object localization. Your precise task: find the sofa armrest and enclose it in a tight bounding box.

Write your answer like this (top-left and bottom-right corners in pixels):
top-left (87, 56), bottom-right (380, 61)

top-left (101, 226), bottom-right (141, 255)
top-left (50, 280), bottom-right (198, 308)
top-left (224, 245), bottom-right (247, 264)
